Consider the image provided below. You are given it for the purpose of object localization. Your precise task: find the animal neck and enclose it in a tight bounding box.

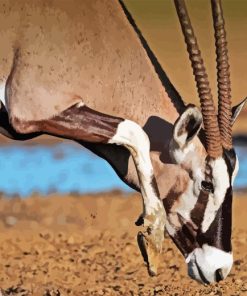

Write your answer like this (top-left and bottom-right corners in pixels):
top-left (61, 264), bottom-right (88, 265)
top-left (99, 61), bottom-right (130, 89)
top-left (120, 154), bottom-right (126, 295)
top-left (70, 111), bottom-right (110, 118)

top-left (120, 0), bottom-right (186, 119)
top-left (118, 1), bottom-right (187, 150)
top-left (81, 1), bottom-right (190, 196)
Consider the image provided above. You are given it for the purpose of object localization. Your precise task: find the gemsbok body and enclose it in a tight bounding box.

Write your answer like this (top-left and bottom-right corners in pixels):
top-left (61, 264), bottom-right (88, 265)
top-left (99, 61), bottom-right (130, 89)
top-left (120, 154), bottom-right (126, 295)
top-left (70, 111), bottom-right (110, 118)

top-left (0, 0), bottom-right (246, 284)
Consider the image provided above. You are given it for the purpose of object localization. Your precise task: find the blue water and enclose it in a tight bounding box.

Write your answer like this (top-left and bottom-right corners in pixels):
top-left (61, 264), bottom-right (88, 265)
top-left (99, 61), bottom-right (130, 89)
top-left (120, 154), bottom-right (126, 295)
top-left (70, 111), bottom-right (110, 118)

top-left (235, 145), bottom-right (247, 191)
top-left (0, 143), bottom-right (132, 197)
top-left (0, 143), bottom-right (245, 197)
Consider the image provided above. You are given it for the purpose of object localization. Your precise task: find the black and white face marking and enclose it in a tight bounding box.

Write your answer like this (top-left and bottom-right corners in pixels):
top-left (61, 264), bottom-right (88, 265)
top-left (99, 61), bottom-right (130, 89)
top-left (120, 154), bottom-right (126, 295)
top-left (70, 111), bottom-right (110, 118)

top-left (186, 149), bottom-right (237, 284)
top-left (166, 150), bottom-right (238, 284)
top-left (167, 106), bottom-right (240, 284)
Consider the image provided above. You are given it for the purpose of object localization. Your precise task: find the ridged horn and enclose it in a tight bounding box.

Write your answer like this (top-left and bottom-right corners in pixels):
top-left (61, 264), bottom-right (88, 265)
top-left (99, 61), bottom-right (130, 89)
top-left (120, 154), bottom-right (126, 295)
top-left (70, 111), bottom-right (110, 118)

top-left (211, 0), bottom-right (232, 150)
top-left (174, 0), bottom-right (222, 158)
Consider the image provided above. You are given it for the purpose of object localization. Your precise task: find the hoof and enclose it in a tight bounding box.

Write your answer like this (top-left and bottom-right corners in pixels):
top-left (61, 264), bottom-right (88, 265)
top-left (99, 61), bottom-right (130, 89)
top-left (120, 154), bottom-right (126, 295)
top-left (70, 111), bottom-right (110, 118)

top-left (137, 231), bottom-right (161, 276)
top-left (136, 203), bottom-right (166, 276)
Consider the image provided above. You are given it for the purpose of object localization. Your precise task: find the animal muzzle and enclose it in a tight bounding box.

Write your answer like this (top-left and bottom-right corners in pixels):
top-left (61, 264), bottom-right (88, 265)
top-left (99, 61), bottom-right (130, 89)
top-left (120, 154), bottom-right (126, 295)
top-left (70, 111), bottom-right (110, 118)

top-left (186, 244), bottom-right (233, 284)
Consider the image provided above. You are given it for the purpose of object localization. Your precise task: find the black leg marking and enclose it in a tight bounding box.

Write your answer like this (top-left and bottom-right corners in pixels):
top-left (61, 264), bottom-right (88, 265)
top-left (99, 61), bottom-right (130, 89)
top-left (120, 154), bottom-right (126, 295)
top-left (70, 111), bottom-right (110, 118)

top-left (38, 103), bottom-right (123, 143)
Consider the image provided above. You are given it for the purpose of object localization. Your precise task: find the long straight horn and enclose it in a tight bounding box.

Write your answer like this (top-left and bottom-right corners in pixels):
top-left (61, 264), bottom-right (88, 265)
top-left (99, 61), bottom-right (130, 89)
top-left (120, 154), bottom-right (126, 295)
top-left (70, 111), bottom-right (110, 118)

top-left (174, 0), bottom-right (222, 158)
top-left (211, 0), bottom-right (232, 150)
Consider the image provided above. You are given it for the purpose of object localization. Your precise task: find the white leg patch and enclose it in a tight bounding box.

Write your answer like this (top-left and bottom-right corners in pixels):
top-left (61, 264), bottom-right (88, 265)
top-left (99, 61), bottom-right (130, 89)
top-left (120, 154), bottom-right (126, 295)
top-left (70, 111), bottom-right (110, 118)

top-left (108, 119), bottom-right (162, 216)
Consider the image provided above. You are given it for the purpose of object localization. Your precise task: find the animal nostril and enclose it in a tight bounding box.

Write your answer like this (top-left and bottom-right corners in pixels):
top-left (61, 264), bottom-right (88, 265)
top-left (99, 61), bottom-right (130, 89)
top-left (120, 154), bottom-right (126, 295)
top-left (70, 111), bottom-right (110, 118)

top-left (215, 268), bottom-right (224, 282)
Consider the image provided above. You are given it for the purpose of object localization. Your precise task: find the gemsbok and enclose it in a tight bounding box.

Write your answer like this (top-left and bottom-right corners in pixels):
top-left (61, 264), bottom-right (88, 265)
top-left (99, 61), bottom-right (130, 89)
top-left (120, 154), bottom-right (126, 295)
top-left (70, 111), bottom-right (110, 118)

top-left (0, 0), bottom-right (246, 284)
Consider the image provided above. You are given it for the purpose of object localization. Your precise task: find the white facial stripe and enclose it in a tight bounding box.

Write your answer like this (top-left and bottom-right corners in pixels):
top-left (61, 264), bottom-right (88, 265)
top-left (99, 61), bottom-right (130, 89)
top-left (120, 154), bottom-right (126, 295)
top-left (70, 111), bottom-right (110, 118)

top-left (187, 244), bottom-right (233, 283)
top-left (109, 119), bottom-right (162, 216)
top-left (211, 158), bottom-right (230, 203)
top-left (202, 158), bottom-right (230, 232)
top-left (0, 81), bottom-right (6, 108)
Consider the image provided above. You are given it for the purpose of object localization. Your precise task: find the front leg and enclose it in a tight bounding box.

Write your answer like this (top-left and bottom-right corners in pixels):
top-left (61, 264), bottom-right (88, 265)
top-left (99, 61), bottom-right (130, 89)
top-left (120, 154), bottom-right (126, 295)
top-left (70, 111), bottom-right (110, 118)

top-left (109, 119), bottom-right (166, 275)
top-left (11, 102), bottom-right (166, 275)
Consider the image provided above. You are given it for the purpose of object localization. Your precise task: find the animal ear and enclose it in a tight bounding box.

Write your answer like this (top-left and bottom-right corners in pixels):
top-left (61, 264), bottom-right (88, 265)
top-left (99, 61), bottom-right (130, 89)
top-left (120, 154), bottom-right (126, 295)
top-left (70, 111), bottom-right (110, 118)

top-left (173, 105), bottom-right (202, 148)
top-left (231, 97), bottom-right (247, 125)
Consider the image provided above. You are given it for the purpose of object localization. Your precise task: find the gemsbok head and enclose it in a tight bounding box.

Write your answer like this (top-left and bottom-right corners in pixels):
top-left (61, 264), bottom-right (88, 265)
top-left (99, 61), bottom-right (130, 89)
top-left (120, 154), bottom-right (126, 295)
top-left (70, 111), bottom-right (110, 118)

top-left (164, 0), bottom-right (246, 283)
top-left (0, 0), bottom-right (245, 284)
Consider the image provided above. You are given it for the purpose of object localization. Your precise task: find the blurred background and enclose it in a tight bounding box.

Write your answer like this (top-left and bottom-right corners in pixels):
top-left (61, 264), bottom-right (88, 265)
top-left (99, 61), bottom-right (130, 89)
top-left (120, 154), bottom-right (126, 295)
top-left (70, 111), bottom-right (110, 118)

top-left (0, 0), bottom-right (246, 197)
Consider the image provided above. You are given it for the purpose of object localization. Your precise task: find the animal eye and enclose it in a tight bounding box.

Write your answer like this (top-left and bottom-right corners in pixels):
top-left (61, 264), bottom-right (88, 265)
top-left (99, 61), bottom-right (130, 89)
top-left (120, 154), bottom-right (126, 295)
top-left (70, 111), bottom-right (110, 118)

top-left (201, 181), bottom-right (214, 193)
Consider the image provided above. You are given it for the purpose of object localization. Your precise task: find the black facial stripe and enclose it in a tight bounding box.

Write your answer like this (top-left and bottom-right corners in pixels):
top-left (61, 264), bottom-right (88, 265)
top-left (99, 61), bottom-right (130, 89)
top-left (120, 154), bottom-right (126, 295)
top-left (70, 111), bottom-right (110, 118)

top-left (163, 190), bottom-right (180, 213)
top-left (170, 229), bottom-right (198, 257)
top-left (219, 186), bottom-right (233, 251)
top-left (169, 220), bottom-right (200, 257)
top-left (197, 186), bottom-right (232, 252)
top-left (205, 148), bottom-right (235, 251)
top-left (168, 148), bottom-right (236, 258)
top-left (223, 148), bottom-right (236, 177)
top-left (191, 190), bottom-right (209, 227)
top-left (194, 149), bottom-right (235, 251)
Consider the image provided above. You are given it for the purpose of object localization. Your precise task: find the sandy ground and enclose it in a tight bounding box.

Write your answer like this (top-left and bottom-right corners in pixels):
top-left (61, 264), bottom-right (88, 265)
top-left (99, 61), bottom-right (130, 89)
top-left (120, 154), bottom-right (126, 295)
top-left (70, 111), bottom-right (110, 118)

top-left (0, 192), bottom-right (245, 295)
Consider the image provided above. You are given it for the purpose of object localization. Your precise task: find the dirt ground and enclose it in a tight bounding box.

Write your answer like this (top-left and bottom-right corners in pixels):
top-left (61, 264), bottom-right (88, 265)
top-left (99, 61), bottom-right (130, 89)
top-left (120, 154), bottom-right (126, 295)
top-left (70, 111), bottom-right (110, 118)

top-left (0, 192), bottom-right (245, 296)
